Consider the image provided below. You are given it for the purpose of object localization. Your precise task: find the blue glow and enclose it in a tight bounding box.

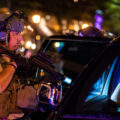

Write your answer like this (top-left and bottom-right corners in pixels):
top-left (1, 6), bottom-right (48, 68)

top-left (117, 107), bottom-right (120, 112)
top-left (86, 71), bottom-right (106, 101)
top-left (86, 57), bottom-right (118, 101)
top-left (111, 58), bottom-right (120, 92)
top-left (60, 85), bottom-right (63, 99)
top-left (50, 88), bottom-right (54, 105)
top-left (57, 42), bottom-right (65, 52)
top-left (63, 77), bottom-right (72, 84)
top-left (94, 13), bottom-right (103, 30)
top-left (50, 97), bottom-right (54, 105)
top-left (95, 14), bottom-right (103, 23)
top-left (94, 22), bottom-right (102, 30)
top-left (96, 10), bottom-right (103, 15)
top-left (110, 57), bottom-right (120, 103)
top-left (102, 57), bottom-right (118, 95)
top-left (78, 32), bottom-right (83, 37)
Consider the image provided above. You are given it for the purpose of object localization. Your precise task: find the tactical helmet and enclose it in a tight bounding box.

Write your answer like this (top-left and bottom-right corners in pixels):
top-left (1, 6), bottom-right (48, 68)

top-left (6, 15), bottom-right (23, 33)
top-left (0, 10), bottom-right (24, 45)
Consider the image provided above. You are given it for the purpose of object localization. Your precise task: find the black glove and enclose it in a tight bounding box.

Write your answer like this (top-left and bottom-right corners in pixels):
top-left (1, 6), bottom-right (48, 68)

top-left (11, 55), bottom-right (30, 67)
top-left (0, 45), bottom-right (30, 67)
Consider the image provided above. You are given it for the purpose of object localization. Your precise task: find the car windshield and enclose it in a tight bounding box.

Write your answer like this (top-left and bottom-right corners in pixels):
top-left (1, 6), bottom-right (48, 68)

top-left (43, 40), bottom-right (106, 83)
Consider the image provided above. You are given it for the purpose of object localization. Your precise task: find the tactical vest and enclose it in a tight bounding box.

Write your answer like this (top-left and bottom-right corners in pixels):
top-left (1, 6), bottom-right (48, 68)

top-left (0, 56), bottom-right (22, 118)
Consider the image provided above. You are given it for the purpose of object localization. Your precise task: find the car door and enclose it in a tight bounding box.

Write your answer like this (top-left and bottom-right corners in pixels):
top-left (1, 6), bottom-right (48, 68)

top-left (49, 38), bottom-right (120, 120)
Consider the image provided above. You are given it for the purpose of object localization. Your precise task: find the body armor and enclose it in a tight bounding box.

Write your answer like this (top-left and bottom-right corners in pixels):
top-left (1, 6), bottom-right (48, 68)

top-left (0, 56), bottom-right (22, 118)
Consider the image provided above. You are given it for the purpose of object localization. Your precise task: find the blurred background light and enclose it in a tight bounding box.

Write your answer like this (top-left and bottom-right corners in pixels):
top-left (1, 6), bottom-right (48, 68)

top-left (27, 25), bottom-right (34, 32)
top-left (95, 14), bottom-right (103, 23)
top-left (63, 77), bottom-right (72, 84)
top-left (94, 10), bottom-right (103, 30)
top-left (57, 42), bottom-right (65, 52)
top-left (73, 24), bottom-right (79, 32)
top-left (25, 41), bottom-right (32, 49)
top-left (94, 22), bottom-right (102, 30)
top-left (39, 18), bottom-right (53, 36)
top-left (20, 40), bottom-right (25, 45)
top-left (36, 35), bottom-right (41, 40)
top-left (32, 14), bottom-right (41, 23)
top-left (24, 26), bottom-right (27, 29)
top-left (46, 15), bottom-right (51, 20)
top-left (25, 50), bottom-right (32, 58)
top-left (108, 32), bottom-right (114, 37)
top-left (31, 43), bottom-right (37, 50)
top-left (54, 25), bottom-right (60, 32)
top-left (19, 47), bottom-right (25, 52)
top-left (74, 0), bottom-right (78, 2)
top-left (82, 23), bottom-right (89, 29)
top-left (96, 9), bottom-right (103, 15)
top-left (54, 42), bottom-right (60, 48)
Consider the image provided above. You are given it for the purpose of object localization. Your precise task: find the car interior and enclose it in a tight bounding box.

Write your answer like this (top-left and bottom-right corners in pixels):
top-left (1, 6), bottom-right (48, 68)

top-left (83, 56), bottom-right (120, 113)
top-left (43, 40), bottom-right (106, 81)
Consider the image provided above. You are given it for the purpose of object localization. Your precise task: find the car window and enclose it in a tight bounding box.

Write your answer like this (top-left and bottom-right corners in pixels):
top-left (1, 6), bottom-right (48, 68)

top-left (85, 57), bottom-right (118, 102)
top-left (43, 40), bottom-right (105, 81)
top-left (110, 58), bottom-right (120, 104)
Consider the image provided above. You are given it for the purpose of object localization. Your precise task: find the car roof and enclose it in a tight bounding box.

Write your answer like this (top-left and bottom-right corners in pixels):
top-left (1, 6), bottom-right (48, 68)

top-left (47, 35), bottom-right (112, 44)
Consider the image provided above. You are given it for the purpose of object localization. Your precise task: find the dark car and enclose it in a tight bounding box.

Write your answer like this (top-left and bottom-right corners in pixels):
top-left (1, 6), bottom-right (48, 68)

top-left (33, 35), bottom-right (110, 118)
top-left (45, 36), bottom-right (120, 120)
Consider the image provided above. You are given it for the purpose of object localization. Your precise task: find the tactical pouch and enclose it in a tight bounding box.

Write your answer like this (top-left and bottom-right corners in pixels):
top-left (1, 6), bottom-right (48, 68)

top-left (17, 85), bottom-right (38, 110)
top-left (0, 90), bottom-right (11, 117)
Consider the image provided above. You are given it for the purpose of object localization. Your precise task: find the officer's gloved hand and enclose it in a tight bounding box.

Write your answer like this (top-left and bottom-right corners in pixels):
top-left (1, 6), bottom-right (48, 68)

top-left (12, 55), bottom-right (29, 67)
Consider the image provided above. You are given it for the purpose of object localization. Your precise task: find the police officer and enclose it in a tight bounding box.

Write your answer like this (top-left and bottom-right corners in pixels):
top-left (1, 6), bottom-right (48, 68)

top-left (0, 11), bottom-right (24, 120)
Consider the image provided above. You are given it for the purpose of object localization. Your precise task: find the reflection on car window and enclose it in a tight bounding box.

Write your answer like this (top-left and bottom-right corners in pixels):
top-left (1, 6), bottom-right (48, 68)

top-left (110, 58), bottom-right (120, 104)
top-left (85, 57), bottom-right (118, 101)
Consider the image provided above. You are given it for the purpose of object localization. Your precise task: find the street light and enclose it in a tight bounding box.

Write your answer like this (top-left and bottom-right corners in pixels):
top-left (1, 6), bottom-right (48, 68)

top-left (32, 14), bottom-right (41, 23)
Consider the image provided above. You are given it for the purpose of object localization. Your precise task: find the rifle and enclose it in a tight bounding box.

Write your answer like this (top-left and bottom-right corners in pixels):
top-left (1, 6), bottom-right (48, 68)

top-left (0, 45), bottom-right (65, 81)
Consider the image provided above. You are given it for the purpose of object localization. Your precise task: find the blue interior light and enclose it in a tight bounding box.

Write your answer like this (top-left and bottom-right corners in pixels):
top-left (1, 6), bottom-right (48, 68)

top-left (63, 77), bottom-right (72, 84)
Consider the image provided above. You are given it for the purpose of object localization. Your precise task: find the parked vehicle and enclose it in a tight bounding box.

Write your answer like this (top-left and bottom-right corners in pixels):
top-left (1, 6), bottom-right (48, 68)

top-left (46, 36), bottom-right (120, 120)
top-left (32, 35), bottom-right (112, 119)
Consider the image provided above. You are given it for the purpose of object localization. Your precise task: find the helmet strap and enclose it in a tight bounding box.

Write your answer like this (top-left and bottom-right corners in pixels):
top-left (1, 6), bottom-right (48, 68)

top-left (6, 30), bottom-right (10, 47)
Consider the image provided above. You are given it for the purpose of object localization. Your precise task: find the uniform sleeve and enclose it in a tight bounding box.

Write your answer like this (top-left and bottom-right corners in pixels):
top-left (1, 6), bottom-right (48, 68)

top-left (0, 57), bottom-right (7, 70)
